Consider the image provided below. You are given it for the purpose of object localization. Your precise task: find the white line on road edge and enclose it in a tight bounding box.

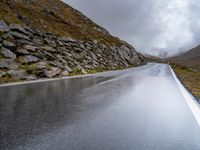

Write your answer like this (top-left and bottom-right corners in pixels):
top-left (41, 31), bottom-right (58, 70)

top-left (0, 65), bottom-right (145, 88)
top-left (170, 66), bottom-right (200, 127)
top-left (97, 75), bottom-right (131, 86)
top-left (0, 70), bottom-right (115, 87)
top-left (0, 65), bottom-right (147, 88)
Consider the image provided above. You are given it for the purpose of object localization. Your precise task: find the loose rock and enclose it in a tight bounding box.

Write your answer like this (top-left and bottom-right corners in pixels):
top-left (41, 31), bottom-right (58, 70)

top-left (2, 40), bottom-right (16, 51)
top-left (35, 62), bottom-right (48, 70)
top-left (0, 20), bottom-right (9, 32)
top-left (24, 45), bottom-right (38, 52)
top-left (0, 59), bottom-right (18, 69)
top-left (65, 66), bottom-right (72, 72)
top-left (19, 55), bottom-right (40, 64)
top-left (0, 47), bottom-right (16, 59)
top-left (41, 46), bottom-right (56, 52)
top-left (61, 70), bottom-right (69, 76)
top-left (7, 70), bottom-right (37, 80)
top-left (81, 69), bottom-right (87, 74)
top-left (44, 67), bottom-right (61, 78)
top-left (10, 24), bottom-right (29, 35)
top-left (10, 31), bottom-right (30, 41)
top-left (0, 71), bottom-right (6, 78)
top-left (15, 49), bottom-right (29, 55)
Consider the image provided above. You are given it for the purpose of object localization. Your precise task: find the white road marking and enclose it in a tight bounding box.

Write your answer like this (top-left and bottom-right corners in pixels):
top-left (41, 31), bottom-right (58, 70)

top-left (0, 70), bottom-right (115, 87)
top-left (170, 66), bottom-right (200, 127)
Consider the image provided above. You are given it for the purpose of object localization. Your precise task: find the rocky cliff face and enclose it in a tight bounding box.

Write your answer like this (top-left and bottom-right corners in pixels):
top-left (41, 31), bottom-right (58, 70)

top-left (0, 22), bottom-right (143, 83)
top-left (0, 0), bottom-right (143, 83)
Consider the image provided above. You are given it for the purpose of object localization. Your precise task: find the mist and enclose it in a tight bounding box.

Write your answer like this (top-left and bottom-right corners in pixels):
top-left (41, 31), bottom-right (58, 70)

top-left (63, 0), bottom-right (200, 57)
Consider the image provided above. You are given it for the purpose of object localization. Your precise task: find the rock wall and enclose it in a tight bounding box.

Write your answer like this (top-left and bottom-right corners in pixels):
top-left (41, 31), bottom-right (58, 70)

top-left (0, 21), bottom-right (143, 83)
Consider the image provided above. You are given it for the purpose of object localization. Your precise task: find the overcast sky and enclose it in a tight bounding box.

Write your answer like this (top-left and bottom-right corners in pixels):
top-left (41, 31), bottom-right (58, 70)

top-left (63, 0), bottom-right (200, 56)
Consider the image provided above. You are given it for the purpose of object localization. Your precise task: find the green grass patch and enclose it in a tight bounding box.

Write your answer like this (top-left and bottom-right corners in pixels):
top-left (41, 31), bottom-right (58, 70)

top-left (69, 68), bottom-right (83, 76)
top-left (171, 63), bottom-right (200, 100)
top-left (115, 66), bottom-right (124, 70)
top-left (0, 31), bottom-right (4, 36)
top-left (19, 64), bottom-right (37, 73)
top-left (0, 73), bottom-right (18, 84)
top-left (46, 64), bottom-right (51, 70)
top-left (67, 63), bottom-right (136, 77)
top-left (86, 69), bottom-right (97, 74)
top-left (0, 55), bottom-right (4, 61)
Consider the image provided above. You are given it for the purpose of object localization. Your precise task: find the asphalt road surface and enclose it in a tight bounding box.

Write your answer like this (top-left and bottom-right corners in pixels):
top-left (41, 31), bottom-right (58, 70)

top-left (0, 63), bottom-right (200, 150)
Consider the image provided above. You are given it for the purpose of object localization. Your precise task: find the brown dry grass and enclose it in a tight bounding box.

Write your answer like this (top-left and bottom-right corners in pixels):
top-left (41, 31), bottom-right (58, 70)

top-left (172, 64), bottom-right (200, 100)
top-left (0, 0), bottom-right (122, 46)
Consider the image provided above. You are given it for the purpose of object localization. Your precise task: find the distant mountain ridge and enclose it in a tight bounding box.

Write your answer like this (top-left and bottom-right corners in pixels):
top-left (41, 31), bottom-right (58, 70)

top-left (167, 45), bottom-right (200, 70)
top-left (143, 44), bottom-right (200, 70)
top-left (143, 44), bottom-right (200, 101)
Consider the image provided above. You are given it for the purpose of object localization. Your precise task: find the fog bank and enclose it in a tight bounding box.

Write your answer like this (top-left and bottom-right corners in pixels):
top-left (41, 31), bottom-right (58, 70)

top-left (63, 0), bottom-right (200, 57)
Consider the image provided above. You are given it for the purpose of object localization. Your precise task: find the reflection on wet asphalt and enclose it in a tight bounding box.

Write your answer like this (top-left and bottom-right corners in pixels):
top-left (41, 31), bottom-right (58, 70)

top-left (0, 63), bottom-right (200, 150)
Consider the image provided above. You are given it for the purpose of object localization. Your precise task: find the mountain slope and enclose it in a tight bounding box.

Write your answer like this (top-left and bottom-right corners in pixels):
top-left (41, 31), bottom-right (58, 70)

top-left (0, 0), bottom-right (143, 83)
top-left (167, 47), bottom-right (200, 101)
top-left (0, 0), bottom-right (122, 46)
top-left (168, 45), bottom-right (200, 70)
top-left (143, 47), bottom-right (200, 101)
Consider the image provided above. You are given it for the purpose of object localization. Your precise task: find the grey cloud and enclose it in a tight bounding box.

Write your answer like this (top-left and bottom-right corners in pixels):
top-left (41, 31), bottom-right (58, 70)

top-left (63, 0), bottom-right (200, 56)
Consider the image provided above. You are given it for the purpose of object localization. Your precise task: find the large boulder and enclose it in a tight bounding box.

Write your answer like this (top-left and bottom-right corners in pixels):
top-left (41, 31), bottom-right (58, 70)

top-left (44, 67), bottom-right (61, 78)
top-left (7, 70), bottom-right (37, 80)
top-left (61, 70), bottom-right (69, 76)
top-left (0, 20), bottom-right (9, 32)
top-left (0, 71), bottom-right (6, 78)
top-left (0, 47), bottom-right (16, 59)
top-left (10, 24), bottom-right (29, 35)
top-left (90, 52), bottom-right (97, 61)
top-left (17, 39), bottom-right (33, 45)
top-left (15, 49), bottom-right (30, 55)
top-left (65, 65), bottom-right (72, 72)
top-left (41, 46), bottom-right (56, 52)
top-left (0, 59), bottom-right (18, 69)
top-left (2, 40), bottom-right (16, 51)
top-left (24, 45), bottom-right (38, 52)
top-left (19, 55), bottom-right (40, 64)
top-left (56, 54), bottom-right (68, 64)
top-left (10, 31), bottom-right (30, 41)
top-left (35, 62), bottom-right (48, 70)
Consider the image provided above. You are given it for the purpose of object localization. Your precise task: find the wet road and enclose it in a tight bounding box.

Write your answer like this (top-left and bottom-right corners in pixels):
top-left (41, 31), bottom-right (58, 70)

top-left (0, 63), bottom-right (200, 150)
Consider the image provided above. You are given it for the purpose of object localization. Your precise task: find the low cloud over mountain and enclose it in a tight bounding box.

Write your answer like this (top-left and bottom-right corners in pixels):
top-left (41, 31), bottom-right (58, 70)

top-left (64, 0), bottom-right (200, 56)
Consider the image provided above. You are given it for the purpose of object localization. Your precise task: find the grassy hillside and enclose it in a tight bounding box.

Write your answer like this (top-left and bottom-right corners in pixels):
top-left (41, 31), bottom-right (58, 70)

top-left (171, 64), bottom-right (200, 101)
top-left (168, 45), bottom-right (200, 70)
top-left (166, 46), bottom-right (200, 101)
top-left (0, 0), bottom-right (122, 46)
top-left (0, 0), bottom-right (143, 84)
